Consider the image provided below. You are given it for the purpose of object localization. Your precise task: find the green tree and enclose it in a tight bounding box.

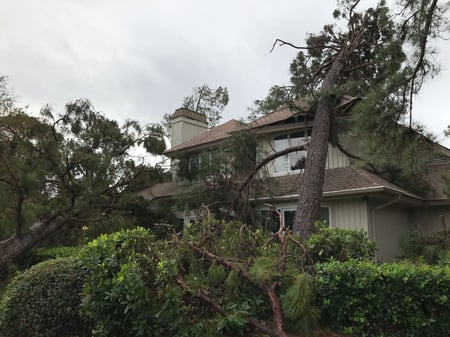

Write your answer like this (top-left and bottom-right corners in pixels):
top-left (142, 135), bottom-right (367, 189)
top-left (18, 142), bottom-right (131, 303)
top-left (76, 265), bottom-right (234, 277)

top-left (0, 79), bottom-right (166, 269)
top-left (262, 0), bottom-right (447, 238)
top-left (182, 84), bottom-right (229, 128)
top-left (162, 84), bottom-right (229, 135)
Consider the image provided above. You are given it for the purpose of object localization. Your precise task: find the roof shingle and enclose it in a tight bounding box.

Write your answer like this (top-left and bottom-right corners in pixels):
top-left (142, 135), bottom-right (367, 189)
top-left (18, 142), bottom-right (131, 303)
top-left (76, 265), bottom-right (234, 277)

top-left (164, 119), bottom-right (246, 154)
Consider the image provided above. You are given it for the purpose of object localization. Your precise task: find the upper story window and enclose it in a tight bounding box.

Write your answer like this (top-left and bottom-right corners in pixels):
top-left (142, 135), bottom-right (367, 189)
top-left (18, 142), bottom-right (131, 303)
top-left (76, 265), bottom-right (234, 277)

top-left (186, 150), bottom-right (225, 180)
top-left (273, 130), bottom-right (309, 174)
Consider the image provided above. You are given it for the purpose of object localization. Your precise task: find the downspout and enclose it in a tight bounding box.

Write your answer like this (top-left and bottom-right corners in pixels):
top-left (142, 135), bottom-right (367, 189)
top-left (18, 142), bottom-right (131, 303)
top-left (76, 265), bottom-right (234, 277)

top-left (370, 194), bottom-right (402, 261)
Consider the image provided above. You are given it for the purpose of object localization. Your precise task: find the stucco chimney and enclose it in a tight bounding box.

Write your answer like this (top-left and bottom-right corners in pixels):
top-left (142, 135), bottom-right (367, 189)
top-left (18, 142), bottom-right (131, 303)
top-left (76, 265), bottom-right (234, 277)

top-left (169, 108), bottom-right (208, 148)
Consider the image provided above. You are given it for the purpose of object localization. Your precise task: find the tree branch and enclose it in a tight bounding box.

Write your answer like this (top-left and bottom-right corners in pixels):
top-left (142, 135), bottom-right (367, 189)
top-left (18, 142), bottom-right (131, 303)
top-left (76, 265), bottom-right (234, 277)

top-left (226, 144), bottom-right (308, 220)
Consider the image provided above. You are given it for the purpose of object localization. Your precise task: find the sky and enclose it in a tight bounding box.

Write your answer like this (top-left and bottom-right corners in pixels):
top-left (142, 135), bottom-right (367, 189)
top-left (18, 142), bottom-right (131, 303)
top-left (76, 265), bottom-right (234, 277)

top-left (1, 0), bottom-right (449, 151)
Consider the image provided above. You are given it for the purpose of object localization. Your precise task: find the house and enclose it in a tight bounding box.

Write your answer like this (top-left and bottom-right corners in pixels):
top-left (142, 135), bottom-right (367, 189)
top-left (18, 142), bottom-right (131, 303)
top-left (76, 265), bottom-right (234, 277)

top-left (139, 107), bottom-right (450, 261)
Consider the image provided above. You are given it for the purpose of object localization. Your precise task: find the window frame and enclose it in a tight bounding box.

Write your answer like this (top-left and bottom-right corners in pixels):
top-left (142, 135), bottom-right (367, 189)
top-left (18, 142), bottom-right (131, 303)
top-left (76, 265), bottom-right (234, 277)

top-left (272, 130), bottom-right (309, 175)
top-left (260, 206), bottom-right (330, 232)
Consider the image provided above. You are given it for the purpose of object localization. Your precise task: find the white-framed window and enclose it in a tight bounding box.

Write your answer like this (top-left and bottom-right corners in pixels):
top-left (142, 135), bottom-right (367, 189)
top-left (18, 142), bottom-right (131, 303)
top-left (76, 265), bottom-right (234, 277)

top-left (188, 150), bottom-right (223, 177)
top-left (260, 206), bottom-right (330, 232)
top-left (273, 130), bottom-right (309, 174)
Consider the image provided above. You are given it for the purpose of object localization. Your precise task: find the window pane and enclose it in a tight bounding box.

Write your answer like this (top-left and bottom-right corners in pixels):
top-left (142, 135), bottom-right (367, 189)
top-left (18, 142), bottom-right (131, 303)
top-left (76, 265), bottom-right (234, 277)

top-left (261, 210), bottom-right (280, 232)
top-left (319, 207), bottom-right (330, 225)
top-left (284, 210), bottom-right (296, 230)
top-left (273, 137), bottom-right (289, 173)
top-left (290, 151), bottom-right (306, 170)
top-left (189, 154), bottom-right (200, 174)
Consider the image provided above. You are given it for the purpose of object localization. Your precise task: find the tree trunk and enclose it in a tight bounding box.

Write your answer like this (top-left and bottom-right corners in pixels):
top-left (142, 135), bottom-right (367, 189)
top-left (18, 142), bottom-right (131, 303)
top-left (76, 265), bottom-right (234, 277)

top-left (293, 49), bottom-right (348, 238)
top-left (0, 217), bottom-right (65, 271)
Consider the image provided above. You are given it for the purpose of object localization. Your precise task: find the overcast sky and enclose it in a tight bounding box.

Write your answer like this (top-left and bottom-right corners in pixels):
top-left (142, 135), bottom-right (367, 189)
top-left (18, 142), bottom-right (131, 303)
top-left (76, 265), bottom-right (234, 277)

top-left (1, 0), bottom-right (449, 149)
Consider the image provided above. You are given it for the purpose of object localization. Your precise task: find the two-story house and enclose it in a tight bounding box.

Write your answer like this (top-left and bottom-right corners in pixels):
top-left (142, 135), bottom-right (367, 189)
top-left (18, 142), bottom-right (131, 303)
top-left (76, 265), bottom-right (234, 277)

top-left (139, 107), bottom-right (450, 261)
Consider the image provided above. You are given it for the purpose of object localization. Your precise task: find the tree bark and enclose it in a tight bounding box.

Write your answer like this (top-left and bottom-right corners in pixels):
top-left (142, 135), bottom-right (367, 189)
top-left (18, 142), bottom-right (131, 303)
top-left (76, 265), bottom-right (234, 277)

top-left (293, 48), bottom-right (348, 238)
top-left (0, 217), bottom-right (65, 270)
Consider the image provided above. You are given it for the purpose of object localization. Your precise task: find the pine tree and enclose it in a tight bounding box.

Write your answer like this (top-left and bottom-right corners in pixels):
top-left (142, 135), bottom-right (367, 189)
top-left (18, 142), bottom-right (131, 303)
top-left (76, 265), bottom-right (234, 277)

top-left (0, 78), bottom-right (166, 269)
top-left (263, 0), bottom-right (448, 237)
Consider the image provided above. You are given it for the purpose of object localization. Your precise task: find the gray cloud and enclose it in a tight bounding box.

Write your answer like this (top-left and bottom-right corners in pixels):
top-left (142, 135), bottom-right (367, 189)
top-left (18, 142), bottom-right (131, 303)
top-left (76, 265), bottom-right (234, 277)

top-left (1, 0), bottom-right (448, 147)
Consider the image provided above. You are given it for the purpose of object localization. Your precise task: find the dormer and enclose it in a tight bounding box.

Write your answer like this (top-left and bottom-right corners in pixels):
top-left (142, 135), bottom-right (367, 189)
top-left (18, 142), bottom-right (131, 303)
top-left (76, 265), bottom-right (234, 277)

top-left (169, 108), bottom-right (208, 148)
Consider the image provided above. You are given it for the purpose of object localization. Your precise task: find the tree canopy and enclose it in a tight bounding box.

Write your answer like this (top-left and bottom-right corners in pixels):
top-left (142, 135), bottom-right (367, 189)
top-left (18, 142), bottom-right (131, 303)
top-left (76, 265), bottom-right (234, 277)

top-left (256, 0), bottom-right (448, 237)
top-left (0, 77), bottom-right (166, 268)
top-left (162, 84), bottom-right (229, 135)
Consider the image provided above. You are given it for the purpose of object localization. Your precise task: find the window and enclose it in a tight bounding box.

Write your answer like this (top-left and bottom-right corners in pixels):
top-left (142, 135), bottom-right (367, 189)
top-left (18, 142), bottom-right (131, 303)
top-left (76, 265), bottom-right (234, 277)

top-left (188, 150), bottom-right (224, 179)
top-left (273, 131), bottom-right (309, 174)
top-left (189, 154), bottom-right (200, 176)
top-left (260, 206), bottom-right (330, 232)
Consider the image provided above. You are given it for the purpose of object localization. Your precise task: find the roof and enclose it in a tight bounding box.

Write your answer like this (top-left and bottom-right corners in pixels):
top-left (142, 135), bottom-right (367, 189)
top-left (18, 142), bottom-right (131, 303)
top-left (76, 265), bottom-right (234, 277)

top-left (136, 181), bottom-right (179, 200)
top-left (164, 109), bottom-right (297, 155)
top-left (165, 96), bottom-right (359, 155)
top-left (142, 167), bottom-right (436, 203)
top-left (254, 167), bottom-right (423, 201)
top-left (248, 107), bottom-right (294, 128)
top-left (422, 162), bottom-right (450, 200)
top-left (164, 119), bottom-right (246, 154)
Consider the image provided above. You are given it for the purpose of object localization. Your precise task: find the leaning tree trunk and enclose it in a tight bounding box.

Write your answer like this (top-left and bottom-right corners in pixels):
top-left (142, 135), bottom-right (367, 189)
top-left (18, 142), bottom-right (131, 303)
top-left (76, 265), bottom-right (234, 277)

top-left (0, 217), bottom-right (65, 270)
top-left (293, 49), bottom-right (348, 238)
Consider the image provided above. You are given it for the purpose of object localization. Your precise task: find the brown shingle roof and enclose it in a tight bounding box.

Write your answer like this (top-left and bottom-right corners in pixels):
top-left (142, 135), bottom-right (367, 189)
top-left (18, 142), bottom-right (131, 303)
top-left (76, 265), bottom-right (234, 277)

top-left (165, 107), bottom-right (300, 155)
top-left (422, 163), bottom-right (450, 200)
top-left (254, 167), bottom-right (423, 200)
top-left (164, 119), bottom-right (246, 154)
top-left (142, 167), bottom-right (432, 203)
top-left (136, 181), bottom-right (180, 200)
top-left (248, 107), bottom-right (294, 128)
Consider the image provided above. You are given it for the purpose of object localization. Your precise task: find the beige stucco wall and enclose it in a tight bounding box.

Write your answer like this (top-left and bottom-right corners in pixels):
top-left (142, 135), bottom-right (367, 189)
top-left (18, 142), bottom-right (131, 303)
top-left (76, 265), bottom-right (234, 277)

top-left (171, 116), bottom-right (208, 147)
top-left (370, 204), bottom-right (412, 261)
top-left (410, 206), bottom-right (450, 234)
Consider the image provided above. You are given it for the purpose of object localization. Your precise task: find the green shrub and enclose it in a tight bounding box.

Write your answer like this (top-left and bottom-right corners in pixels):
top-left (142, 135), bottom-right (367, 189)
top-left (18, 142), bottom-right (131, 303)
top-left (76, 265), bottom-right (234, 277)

top-left (316, 260), bottom-right (450, 337)
top-left (306, 222), bottom-right (377, 263)
top-left (79, 227), bottom-right (204, 337)
top-left (400, 230), bottom-right (449, 265)
top-left (0, 257), bottom-right (92, 337)
top-left (15, 245), bottom-right (82, 270)
top-left (80, 227), bottom-right (157, 337)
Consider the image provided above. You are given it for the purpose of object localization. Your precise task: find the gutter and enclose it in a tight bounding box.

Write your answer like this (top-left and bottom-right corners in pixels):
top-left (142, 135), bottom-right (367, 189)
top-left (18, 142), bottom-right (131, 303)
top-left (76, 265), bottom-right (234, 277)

top-left (373, 194), bottom-right (402, 211)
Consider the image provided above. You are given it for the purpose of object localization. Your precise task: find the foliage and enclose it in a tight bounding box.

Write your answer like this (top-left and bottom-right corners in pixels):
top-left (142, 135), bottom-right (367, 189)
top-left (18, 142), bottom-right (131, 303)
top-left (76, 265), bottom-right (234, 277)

top-left (182, 84), bottom-right (229, 128)
top-left (79, 227), bottom-right (213, 337)
top-left (316, 260), bottom-right (450, 337)
top-left (0, 76), bottom-right (167, 267)
top-left (179, 219), bottom-right (320, 336)
top-left (306, 222), bottom-right (377, 263)
top-left (14, 245), bottom-right (82, 270)
top-left (249, 0), bottom-right (448, 236)
top-left (80, 228), bottom-right (156, 337)
top-left (162, 84), bottom-right (229, 135)
top-left (249, 85), bottom-right (297, 120)
top-left (399, 229), bottom-right (450, 265)
top-left (174, 128), bottom-right (258, 223)
top-left (0, 257), bottom-right (92, 337)
top-left (78, 221), bottom-right (323, 337)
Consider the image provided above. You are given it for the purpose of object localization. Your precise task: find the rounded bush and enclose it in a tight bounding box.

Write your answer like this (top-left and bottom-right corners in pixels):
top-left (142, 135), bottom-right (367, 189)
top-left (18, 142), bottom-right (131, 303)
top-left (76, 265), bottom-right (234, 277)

top-left (0, 257), bottom-right (92, 337)
top-left (307, 222), bottom-right (377, 263)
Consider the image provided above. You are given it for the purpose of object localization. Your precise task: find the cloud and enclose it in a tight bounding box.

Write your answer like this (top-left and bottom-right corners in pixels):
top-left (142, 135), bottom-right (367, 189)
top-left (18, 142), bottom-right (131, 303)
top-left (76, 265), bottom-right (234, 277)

top-left (1, 0), bottom-right (448, 146)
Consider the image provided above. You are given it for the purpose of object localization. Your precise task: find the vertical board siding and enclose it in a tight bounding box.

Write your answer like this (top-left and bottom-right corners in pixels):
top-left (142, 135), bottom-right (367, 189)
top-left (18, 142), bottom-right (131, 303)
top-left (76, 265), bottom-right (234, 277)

top-left (328, 199), bottom-right (369, 231)
top-left (326, 144), bottom-right (350, 169)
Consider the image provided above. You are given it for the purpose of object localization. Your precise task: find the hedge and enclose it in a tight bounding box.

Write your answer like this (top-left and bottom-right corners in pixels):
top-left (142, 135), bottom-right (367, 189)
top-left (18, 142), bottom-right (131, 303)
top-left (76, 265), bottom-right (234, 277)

top-left (0, 257), bottom-right (92, 337)
top-left (316, 260), bottom-right (450, 337)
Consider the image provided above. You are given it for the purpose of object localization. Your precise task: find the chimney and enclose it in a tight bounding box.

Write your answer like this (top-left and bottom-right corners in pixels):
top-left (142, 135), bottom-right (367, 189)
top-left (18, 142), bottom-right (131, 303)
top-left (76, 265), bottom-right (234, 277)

top-left (169, 108), bottom-right (208, 148)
